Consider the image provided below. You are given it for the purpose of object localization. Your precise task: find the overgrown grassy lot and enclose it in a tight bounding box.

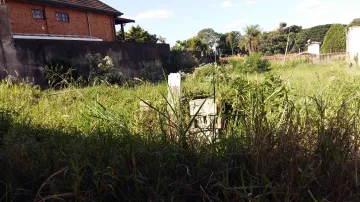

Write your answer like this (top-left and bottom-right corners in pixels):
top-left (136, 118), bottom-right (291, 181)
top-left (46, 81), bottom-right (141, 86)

top-left (1, 59), bottom-right (360, 201)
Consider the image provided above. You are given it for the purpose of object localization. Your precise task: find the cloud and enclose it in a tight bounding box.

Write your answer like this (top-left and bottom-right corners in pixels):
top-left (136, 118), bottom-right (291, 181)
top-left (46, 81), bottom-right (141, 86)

top-left (220, 18), bottom-right (249, 31)
top-left (134, 9), bottom-right (174, 20)
top-left (220, 0), bottom-right (256, 8)
top-left (296, 0), bottom-right (335, 13)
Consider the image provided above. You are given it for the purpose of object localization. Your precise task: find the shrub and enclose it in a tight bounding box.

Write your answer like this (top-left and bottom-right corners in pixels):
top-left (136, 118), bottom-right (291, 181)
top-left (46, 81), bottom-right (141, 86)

top-left (193, 63), bottom-right (231, 83)
top-left (227, 57), bottom-right (245, 72)
top-left (85, 54), bottom-right (127, 85)
top-left (243, 52), bottom-right (270, 73)
top-left (41, 57), bottom-right (79, 88)
top-left (41, 65), bottom-right (75, 88)
top-left (321, 24), bottom-right (346, 53)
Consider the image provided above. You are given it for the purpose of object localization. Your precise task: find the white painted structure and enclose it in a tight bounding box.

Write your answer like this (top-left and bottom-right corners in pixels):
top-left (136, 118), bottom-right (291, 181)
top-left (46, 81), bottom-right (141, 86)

top-left (347, 26), bottom-right (360, 64)
top-left (189, 99), bottom-right (221, 141)
top-left (167, 73), bottom-right (181, 111)
top-left (308, 42), bottom-right (321, 54)
top-left (12, 33), bottom-right (103, 41)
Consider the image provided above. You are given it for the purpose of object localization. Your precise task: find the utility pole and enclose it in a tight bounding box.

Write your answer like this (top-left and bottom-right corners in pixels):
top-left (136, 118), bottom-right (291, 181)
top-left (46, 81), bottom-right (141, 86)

top-left (284, 27), bottom-right (292, 65)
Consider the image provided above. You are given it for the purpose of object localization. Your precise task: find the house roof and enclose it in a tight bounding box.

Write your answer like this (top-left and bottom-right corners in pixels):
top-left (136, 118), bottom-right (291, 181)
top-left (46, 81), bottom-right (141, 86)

top-left (13, 33), bottom-right (103, 41)
top-left (115, 17), bottom-right (135, 25)
top-left (28, 0), bottom-right (123, 15)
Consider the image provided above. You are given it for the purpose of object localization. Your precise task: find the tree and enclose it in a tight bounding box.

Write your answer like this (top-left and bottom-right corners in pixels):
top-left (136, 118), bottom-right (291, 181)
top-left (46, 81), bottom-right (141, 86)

top-left (226, 31), bottom-right (241, 55)
top-left (122, 25), bottom-right (158, 43)
top-left (197, 28), bottom-right (219, 54)
top-left (240, 25), bottom-right (262, 53)
top-left (171, 40), bottom-right (187, 51)
top-left (321, 24), bottom-right (346, 53)
top-left (278, 22), bottom-right (287, 33)
top-left (171, 37), bottom-right (208, 55)
top-left (348, 18), bottom-right (360, 28)
top-left (294, 24), bottom-right (333, 52)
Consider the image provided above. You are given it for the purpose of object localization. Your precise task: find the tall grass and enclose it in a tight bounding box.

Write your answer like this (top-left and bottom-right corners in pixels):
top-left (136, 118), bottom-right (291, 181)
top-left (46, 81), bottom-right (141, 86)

top-left (1, 60), bottom-right (360, 201)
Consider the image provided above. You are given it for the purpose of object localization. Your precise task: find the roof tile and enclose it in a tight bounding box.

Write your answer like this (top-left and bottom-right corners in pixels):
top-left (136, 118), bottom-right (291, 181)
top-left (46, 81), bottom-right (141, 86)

top-left (29, 0), bottom-right (121, 15)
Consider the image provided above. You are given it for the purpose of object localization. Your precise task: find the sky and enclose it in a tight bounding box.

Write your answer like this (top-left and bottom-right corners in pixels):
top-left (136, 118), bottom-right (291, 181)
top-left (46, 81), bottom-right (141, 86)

top-left (103, 0), bottom-right (360, 46)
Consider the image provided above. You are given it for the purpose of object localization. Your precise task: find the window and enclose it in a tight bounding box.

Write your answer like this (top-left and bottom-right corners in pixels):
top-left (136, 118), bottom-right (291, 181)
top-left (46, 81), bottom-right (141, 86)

top-left (56, 12), bottom-right (69, 22)
top-left (32, 9), bottom-right (45, 20)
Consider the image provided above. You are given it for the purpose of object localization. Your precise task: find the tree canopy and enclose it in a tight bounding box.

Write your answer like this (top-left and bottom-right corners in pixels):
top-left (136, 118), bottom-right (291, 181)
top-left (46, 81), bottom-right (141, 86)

top-left (321, 24), bottom-right (346, 53)
top-left (239, 25), bottom-right (262, 53)
top-left (226, 31), bottom-right (241, 55)
top-left (348, 18), bottom-right (360, 28)
top-left (121, 25), bottom-right (158, 43)
top-left (171, 21), bottom-right (349, 56)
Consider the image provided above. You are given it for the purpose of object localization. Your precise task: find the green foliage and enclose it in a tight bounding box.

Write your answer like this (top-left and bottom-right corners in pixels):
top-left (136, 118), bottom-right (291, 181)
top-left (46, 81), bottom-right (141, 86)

top-left (348, 18), bottom-right (360, 28)
top-left (226, 53), bottom-right (269, 73)
top-left (239, 25), bottom-right (262, 53)
top-left (225, 31), bottom-right (241, 56)
top-left (295, 24), bottom-right (334, 51)
top-left (41, 65), bottom-right (75, 88)
top-left (85, 53), bottom-right (127, 85)
top-left (162, 51), bottom-right (199, 73)
top-left (2, 61), bottom-right (360, 201)
top-left (122, 25), bottom-right (158, 43)
top-left (354, 53), bottom-right (359, 64)
top-left (171, 37), bottom-right (208, 55)
top-left (197, 28), bottom-right (219, 51)
top-left (174, 23), bottom-right (345, 57)
top-left (321, 24), bottom-right (346, 53)
top-left (228, 57), bottom-right (245, 71)
top-left (260, 31), bottom-right (288, 55)
top-left (243, 52), bottom-right (270, 73)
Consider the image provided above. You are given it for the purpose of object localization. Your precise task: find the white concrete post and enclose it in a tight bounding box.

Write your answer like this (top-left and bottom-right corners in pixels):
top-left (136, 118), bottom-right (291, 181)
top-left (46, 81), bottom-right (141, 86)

top-left (168, 73), bottom-right (181, 112)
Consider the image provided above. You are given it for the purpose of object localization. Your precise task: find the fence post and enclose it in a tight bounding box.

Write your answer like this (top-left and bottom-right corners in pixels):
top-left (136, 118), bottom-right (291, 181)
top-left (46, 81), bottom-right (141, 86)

top-left (167, 73), bottom-right (181, 112)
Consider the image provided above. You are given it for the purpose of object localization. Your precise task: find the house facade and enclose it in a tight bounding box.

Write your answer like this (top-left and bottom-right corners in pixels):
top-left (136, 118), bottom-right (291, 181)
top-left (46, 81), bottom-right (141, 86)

top-left (4, 0), bottom-right (134, 41)
top-left (307, 42), bottom-right (321, 55)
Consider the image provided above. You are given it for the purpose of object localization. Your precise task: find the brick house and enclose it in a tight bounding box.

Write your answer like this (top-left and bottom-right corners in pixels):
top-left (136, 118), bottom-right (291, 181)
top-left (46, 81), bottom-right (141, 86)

top-left (4, 0), bottom-right (134, 41)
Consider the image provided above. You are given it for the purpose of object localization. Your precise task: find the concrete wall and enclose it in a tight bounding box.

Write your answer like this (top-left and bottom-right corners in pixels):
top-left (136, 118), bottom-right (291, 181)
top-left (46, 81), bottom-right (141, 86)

top-left (7, 0), bottom-right (115, 41)
top-left (308, 43), bottom-right (320, 55)
top-left (347, 26), bottom-right (360, 63)
top-left (12, 40), bottom-right (170, 84)
top-left (1, 5), bottom-right (170, 85)
top-left (0, 5), bottom-right (23, 79)
top-left (261, 52), bottom-right (347, 64)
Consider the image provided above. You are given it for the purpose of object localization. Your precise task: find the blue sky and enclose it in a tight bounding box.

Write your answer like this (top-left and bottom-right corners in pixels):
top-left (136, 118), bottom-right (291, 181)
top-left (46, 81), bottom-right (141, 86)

top-left (104, 0), bottom-right (360, 45)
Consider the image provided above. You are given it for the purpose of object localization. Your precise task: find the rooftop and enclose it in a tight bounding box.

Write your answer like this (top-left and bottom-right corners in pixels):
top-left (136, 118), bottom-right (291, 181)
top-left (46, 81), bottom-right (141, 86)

top-left (28, 0), bottom-right (122, 15)
top-left (13, 33), bottom-right (103, 41)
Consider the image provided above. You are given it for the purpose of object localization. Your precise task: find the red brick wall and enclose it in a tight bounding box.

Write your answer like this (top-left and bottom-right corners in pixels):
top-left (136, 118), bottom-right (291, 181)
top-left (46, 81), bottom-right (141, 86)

top-left (88, 12), bottom-right (115, 42)
top-left (6, 0), bottom-right (115, 41)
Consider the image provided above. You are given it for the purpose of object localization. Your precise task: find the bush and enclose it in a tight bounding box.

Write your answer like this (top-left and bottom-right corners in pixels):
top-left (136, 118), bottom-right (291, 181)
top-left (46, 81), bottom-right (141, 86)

top-left (85, 53), bottom-right (127, 85)
top-left (243, 53), bottom-right (270, 73)
top-left (321, 24), bottom-right (346, 53)
top-left (193, 63), bottom-right (232, 83)
top-left (227, 57), bottom-right (245, 71)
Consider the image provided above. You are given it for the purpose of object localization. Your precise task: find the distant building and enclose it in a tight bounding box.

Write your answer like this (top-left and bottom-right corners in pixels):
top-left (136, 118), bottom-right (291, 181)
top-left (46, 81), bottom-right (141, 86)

top-left (307, 42), bottom-right (321, 55)
top-left (347, 26), bottom-right (360, 63)
top-left (5, 0), bottom-right (134, 41)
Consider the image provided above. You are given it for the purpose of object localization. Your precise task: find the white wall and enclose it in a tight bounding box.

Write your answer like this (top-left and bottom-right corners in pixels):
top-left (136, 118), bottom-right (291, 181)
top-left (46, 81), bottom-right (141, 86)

top-left (308, 44), bottom-right (320, 54)
top-left (347, 26), bottom-right (360, 63)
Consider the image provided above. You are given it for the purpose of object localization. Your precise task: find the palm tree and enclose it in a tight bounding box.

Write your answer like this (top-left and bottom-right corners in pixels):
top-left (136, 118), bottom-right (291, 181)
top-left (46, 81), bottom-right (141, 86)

top-left (239, 25), bottom-right (262, 53)
top-left (226, 31), bottom-right (241, 56)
